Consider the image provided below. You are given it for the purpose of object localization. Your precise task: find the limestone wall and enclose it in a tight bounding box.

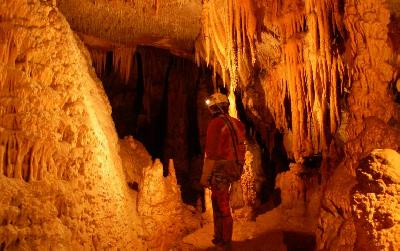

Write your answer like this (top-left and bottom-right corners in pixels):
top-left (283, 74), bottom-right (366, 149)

top-left (0, 0), bottom-right (143, 249)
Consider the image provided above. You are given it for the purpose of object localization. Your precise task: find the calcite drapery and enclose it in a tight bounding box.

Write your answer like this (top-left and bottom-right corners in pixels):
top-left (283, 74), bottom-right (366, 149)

top-left (260, 0), bottom-right (346, 160)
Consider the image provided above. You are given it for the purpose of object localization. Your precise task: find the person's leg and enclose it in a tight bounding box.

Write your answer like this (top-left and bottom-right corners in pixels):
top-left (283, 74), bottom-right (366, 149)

top-left (212, 185), bottom-right (232, 244)
top-left (211, 187), bottom-right (223, 243)
top-left (219, 185), bottom-right (233, 243)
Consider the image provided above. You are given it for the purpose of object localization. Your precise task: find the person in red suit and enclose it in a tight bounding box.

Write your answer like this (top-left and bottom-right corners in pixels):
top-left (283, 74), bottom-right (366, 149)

top-left (200, 92), bottom-right (246, 248)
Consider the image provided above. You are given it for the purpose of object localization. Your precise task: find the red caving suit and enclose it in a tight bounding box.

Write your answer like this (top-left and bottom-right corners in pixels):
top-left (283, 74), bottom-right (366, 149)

top-left (205, 114), bottom-right (245, 243)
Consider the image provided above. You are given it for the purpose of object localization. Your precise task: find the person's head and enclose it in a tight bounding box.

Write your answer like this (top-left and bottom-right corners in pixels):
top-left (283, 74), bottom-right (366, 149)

top-left (205, 93), bottom-right (229, 116)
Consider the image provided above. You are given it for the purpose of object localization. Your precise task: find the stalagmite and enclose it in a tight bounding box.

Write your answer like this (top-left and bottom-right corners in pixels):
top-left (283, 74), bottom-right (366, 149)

top-left (137, 158), bottom-right (200, 248)
top-left (276, 163), bottom-right (306, 213)
top-left (119, 135), bottom-right (152, 188)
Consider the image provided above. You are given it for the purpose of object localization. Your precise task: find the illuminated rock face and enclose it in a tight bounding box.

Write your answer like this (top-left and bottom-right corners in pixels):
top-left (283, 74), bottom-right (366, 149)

top-left (352, 149), bottom-right (400, 250)
top-left (119, 136), bottom-right (152, 188)
top-left (137, 159), bottom-right (200, 248)
top-left (276, 163), bottom-right (320, 216)
top-left (316, 0), bottom-right (400, 249)
top-left (0, 0), bottom-right (143, 249)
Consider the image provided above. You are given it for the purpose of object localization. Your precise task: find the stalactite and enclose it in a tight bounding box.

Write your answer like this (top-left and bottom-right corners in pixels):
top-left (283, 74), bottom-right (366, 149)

top-left (195, 0), bottom-right (257, 92)
top-left (88, 46), bottom-right (136, 84)
top-left (153, 0), bottom-right (159, 13)
top-left (228, 84), bottom-right (237, 118)
top-left (263, 0), bottom-right (346, 160)
top-left (113, 46), bottom-right (136, 84)
top-left (88, 47), bottom-right (107, 78)
top-left (0, 130), bottom-right (57, 182)
top-left (0, 28), bottom-right (20, 67)
top-left (0, 64), bottom-right (59, 182)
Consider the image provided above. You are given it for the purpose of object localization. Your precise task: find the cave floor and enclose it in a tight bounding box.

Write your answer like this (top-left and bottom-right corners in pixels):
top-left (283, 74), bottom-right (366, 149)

top-left (178, 208), bottom-right (316, 251)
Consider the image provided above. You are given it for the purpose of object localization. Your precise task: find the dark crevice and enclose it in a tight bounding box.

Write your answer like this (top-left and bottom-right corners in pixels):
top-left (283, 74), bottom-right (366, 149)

top-left (127, 181), bottom-right (139, 191)
top-left (187, 71), bottom-right (202, 158)
top-left (389, 78), bottom-right (400, 104)
top-left (160, 56), bottom-right (174, 176)
top-left (283, 231), bottom-right (316, 251)
top-left (133, 52), bottom-right (144, 137)
top-left (284, 94), bottom-right (292, 130)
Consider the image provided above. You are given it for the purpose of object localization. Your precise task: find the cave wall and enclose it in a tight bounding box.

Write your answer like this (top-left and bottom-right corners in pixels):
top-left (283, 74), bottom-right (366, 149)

top-left (0, 0), bottom-right (144, 249)
top-left (0, 0), bottom-right (399, 249)
top-left (316, 0), bottom-right (400, 249)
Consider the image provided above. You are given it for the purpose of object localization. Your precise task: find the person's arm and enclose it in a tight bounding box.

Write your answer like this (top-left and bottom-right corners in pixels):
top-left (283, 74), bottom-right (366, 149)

top-left (200, 158), bottom-right (215, 187)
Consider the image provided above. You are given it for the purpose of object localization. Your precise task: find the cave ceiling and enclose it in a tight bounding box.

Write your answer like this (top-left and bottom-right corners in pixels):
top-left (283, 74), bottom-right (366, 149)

top-left (57, 0), bottom-right (202, 57)
top-left (57, 0), bottom-right (400, 76)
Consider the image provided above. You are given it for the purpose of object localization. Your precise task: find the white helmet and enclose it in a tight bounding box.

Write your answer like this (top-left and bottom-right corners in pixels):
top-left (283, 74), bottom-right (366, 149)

top-left (205, 93), bottom-right (229, 107)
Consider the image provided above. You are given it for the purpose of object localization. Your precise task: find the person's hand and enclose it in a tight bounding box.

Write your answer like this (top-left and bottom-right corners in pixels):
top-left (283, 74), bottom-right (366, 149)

top-left (200, 158), bottom-right (215, 188)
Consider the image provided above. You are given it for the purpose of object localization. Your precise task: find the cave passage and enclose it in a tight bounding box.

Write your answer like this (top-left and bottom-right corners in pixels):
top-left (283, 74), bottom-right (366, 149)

top-left (92, 46), bottom-right (217, 204)
top-left (90, 45), bottom-right (295, 208)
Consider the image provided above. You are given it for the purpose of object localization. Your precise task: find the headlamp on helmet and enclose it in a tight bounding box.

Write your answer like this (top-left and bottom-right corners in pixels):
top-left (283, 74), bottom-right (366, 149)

top-left (205, 93), bottom-right (229, 107)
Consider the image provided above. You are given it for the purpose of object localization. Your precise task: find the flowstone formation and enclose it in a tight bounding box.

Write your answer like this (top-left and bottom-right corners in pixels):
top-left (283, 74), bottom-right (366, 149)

top-left (352, 149), bottom-right (400, 250)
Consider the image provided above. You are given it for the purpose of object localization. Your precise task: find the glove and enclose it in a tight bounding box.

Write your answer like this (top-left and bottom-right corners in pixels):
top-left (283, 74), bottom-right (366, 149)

top-left (200, 158), bottom-right (215, 187)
